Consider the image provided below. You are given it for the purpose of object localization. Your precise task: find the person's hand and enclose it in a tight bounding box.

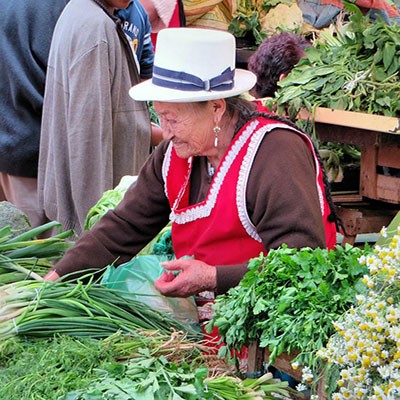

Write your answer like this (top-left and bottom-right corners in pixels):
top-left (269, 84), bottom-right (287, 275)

top-left (154, 259), bottom-right (217, 298)
top-left (43, 270), bottom-right (61, 282)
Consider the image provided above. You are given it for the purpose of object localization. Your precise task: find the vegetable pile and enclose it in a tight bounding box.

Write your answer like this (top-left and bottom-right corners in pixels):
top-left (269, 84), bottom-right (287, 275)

top-left (0, 278), bottom-right (200, 341)
top-left (208, 244), bottom-right (373, 373)
top-left (0, 221), bottom-right (74, 284)
top-left (84, 175), bottom-right (137, 231)
top-left (0, 220), bottom-right (293, 399)
top-left (0, 329), bottom-right (292, 400)
top-left (272, 7), bottom-right (400, 118)
top-left (67, 343), bottom-right (291, 400)
top-left (0, 335), bottom-right (115, 399)
top-left (229, 0), bottom-right (304, 45)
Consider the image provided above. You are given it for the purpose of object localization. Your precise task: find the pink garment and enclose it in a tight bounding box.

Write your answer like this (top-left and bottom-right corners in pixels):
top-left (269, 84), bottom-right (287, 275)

top-left (321, 0), bottom-right (399, 17)
top-left (151, 1), bottom-right (183, 49)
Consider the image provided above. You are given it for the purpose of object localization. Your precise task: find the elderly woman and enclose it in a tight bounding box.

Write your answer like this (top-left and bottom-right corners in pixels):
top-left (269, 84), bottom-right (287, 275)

top-left (44, 28), bottom-right (337, 300)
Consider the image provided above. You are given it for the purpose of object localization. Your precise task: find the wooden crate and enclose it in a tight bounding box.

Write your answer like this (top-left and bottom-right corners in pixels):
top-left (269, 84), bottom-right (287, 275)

top-left (298, 108), bottom-right (400, 205)
top-left (247, 343), bottom-right (326, 400)
top-left (298, 107), bottom-right (400, 134)
top-left (360, 134), bottom-right (400, 203)
top-left (336, 205), bottom-right (399, 245)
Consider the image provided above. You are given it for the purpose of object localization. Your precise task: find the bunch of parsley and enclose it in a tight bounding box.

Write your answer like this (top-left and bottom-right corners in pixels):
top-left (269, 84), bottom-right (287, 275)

top-left (208, 244), bottom-right (372, 371)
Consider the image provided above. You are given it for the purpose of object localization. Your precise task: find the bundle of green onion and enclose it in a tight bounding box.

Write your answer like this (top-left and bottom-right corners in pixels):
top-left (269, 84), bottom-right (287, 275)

top-left (0, 221), bottom-right (74, 285)
top-left (0, 278), bottom-right (201, 341)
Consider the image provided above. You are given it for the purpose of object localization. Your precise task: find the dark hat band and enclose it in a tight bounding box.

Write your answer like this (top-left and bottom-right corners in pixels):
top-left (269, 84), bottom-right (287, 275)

top-left (152, 65), bottom-right (234, 92)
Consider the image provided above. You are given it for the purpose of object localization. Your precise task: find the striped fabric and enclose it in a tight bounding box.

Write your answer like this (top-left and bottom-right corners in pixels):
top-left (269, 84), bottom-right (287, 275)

top-left (183, 0), bottom-right (233, 30)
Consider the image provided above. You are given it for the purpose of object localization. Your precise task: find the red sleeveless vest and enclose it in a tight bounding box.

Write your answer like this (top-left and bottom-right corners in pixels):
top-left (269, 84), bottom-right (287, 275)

top-left (162, 116), bottom-right (336, 266)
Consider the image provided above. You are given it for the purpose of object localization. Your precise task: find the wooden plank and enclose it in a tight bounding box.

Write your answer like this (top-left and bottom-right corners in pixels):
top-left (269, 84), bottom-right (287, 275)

top-left (376, 175), bottom-right (400, 204)
top-left (263, 349), bottom-right (303, 382)
top-left (314, 123), bottom-right (378, 146)
top-left (377, 142), bottom-right (400, 169)
top-left (336, 204), bottom-right (399, 244)
top-left (360, 144), bottom-right (378, 200)
top-left (247, 341), bottom-right (264, 375)
top-left (298, 108), bottom-right (400, 134)
top-left (332, 192), bottom-right (363, 203)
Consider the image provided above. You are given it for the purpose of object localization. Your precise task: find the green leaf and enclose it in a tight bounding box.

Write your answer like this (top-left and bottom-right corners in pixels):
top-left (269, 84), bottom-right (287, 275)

top-left (253, 298), bottom-right (269, 315)
top-left (383, 42), bottom-right (396, 71)
top-left (174, 384), bottom-right (198, 395)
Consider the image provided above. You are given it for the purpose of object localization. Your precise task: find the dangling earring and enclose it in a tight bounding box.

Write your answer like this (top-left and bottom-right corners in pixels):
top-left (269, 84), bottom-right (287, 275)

top-left (213, 126), bottom-right (221, 148)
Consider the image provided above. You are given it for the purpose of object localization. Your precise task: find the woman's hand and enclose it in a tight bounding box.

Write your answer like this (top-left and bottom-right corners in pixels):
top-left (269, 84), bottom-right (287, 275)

top-left (43, 270), bottom-right (60, 282)
top-left (154, 259), bottom-right (217, 298)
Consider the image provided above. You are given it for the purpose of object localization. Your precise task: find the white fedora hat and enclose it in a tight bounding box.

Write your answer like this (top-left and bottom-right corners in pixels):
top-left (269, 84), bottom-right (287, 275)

top-left (129, 28), bottom-right (257, 102)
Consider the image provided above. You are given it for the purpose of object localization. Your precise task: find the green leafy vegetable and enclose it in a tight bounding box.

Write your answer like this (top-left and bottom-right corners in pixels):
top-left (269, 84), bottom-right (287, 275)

top-left (0, 335), bottom-right (114, 400)
top-left (208, 244), bottom-right (373, 371)
top-left (273, 9), bottom-right (400, 118)
top-left (0, 278), bottom-right (200, 341)
top-left (0, 221), bottom-right (74, 284)
top-left (84, 176), bottom-right (137, 231)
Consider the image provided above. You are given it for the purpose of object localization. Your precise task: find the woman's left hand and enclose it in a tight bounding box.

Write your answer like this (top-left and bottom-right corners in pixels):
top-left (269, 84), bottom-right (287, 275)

top-left (154, 258), bottom-right (217, 298)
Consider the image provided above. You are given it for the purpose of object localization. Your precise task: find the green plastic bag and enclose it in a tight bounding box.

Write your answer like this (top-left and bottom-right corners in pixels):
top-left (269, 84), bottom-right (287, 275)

top-left (101, 254), bottom-right (199, 326)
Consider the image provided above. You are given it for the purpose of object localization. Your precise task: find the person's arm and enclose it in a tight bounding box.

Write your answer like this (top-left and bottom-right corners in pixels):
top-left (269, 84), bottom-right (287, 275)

top-left (138, 0), bottom-right (159, 27)
top-left (151, 123), bottom-right (164, 146)
top-left (250, 129), bottom-right (326, 249)
top-left (46, 143), bottom-right (171, 280)
top-left (137, 1), bottom-right (154, 79)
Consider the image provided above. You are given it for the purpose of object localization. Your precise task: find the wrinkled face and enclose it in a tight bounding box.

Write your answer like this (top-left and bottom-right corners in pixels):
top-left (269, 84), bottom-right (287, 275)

top-left (154, 102), bottom-right (215, 159)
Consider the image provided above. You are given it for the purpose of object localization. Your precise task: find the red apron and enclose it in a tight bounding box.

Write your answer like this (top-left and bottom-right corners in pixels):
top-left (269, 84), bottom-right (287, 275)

top-left (163, 115), bottom-right (336, 259)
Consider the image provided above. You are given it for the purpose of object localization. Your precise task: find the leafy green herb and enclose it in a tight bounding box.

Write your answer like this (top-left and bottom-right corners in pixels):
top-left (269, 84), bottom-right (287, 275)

top-left (273, 8), bottom-right (400, 118)
top-left (0, 335), bottom-right (114, 400)
top-left (208, 244), bottom-right (373, 371)
top-left (65, 351), bottom-right (291, 400)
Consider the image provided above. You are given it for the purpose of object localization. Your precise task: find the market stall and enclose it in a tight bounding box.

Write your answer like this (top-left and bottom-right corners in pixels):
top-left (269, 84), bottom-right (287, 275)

top-left (262, 5), bottom-right (400, 245)
top-left (226, 6), bottom-right (400, 398)
top-left (0, 2), bottom-right (399, 399)
top-left (298, 107), bottom-right (400, 245)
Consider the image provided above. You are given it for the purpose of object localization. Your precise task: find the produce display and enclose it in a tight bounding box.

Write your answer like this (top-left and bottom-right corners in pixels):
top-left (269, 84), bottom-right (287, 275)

top-left (0, 222), bottom-right (292, 400)
top-left (229, 0), bottom-right (305, 45)
top-left (0, 208), bottom-right (398, 399)
top-left (0, 330), bottom-right (292, 400)
top-left (208, 244), bottom-right (375, 395)
top-left (207, 220), bottom-right (400, 398)
top-left (317, 224), bottom-right (400, 399)
top-left (0, 221), bottom-right (74, 284)
top-left (272, 7), bottom-right (400, 118)
top-left (230, 0), bottom-right (400, 46)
